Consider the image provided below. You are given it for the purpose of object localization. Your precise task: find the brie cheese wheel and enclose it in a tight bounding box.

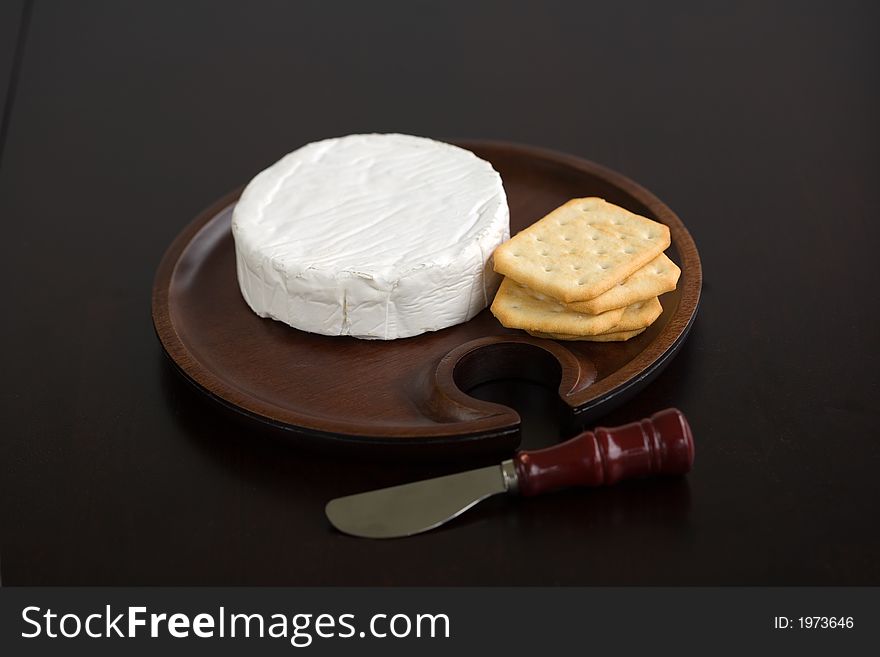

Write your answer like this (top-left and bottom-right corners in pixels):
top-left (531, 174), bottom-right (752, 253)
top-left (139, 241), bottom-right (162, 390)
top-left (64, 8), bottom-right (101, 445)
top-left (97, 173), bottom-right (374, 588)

top-left (232, 133), bottom-right (509, 339)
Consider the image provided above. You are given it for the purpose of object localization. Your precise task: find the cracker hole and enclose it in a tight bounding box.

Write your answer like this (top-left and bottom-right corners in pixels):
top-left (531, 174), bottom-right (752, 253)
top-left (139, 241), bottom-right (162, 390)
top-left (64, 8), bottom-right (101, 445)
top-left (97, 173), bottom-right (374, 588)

top-left (573, 265), bottom-right (582, 270)
top-left (544, 267), bottom-right (553, 272)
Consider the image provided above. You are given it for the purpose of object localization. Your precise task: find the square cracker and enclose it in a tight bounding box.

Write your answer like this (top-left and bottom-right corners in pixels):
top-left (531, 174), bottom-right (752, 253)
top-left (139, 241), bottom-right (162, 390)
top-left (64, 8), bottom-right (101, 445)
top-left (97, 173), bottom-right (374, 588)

top-left (491, 278), bottom-right (625, 335)
top-left (564, 253), bottom-right (679, 315)
top-left (609, 297), bottom-right (662, 332)
top-left (516, 296), bottom-right (661, 342)
top-left (527, 328), bottom-right (646, 342)
top-left (493, 198), bottom-right (671, 303)
top-left (527, 297), bottom-right (663, 341)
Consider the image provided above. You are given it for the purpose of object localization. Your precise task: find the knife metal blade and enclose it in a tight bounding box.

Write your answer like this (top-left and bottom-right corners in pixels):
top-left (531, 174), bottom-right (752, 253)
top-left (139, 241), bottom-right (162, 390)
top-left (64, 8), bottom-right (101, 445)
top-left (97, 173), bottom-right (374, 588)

top-left (325, 460), bottom-right (519, 539)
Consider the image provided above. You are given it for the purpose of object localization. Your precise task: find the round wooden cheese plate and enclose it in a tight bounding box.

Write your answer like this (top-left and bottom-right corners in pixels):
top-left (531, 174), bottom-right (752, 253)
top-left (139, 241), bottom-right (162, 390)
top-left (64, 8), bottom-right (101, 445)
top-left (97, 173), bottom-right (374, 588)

top-left (152, 141), bottom-right (702, 457)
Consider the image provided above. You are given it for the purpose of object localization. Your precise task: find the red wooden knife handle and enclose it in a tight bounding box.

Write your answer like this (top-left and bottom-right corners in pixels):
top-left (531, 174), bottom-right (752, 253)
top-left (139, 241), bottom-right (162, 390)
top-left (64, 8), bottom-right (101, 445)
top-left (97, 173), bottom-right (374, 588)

top-left (513, 408), bottom-right (694, 497)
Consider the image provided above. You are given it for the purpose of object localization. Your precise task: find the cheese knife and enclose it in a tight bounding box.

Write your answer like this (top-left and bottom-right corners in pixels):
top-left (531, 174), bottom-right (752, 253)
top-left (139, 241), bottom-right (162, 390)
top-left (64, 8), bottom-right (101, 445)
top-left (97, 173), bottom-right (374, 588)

top-left (325, 408), bottom-right (694, 538)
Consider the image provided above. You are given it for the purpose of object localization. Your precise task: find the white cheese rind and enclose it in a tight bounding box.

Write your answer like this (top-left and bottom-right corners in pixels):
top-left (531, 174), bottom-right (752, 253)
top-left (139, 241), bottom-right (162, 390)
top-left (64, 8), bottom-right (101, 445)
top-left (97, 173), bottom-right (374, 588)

top-left (232, 134), bottom-right (509, 339)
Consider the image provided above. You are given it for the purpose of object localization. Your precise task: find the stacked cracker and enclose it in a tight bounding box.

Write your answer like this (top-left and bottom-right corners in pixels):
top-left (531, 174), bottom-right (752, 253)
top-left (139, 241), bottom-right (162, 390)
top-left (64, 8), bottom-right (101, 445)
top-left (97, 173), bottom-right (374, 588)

top-left (490, 198), bottom-right (679, 341)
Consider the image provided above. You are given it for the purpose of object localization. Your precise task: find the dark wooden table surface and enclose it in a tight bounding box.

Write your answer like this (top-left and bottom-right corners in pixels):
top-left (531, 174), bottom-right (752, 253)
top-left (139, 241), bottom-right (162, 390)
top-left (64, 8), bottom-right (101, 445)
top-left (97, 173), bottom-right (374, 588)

top-left (1, 0), bottom-right (878, 585)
